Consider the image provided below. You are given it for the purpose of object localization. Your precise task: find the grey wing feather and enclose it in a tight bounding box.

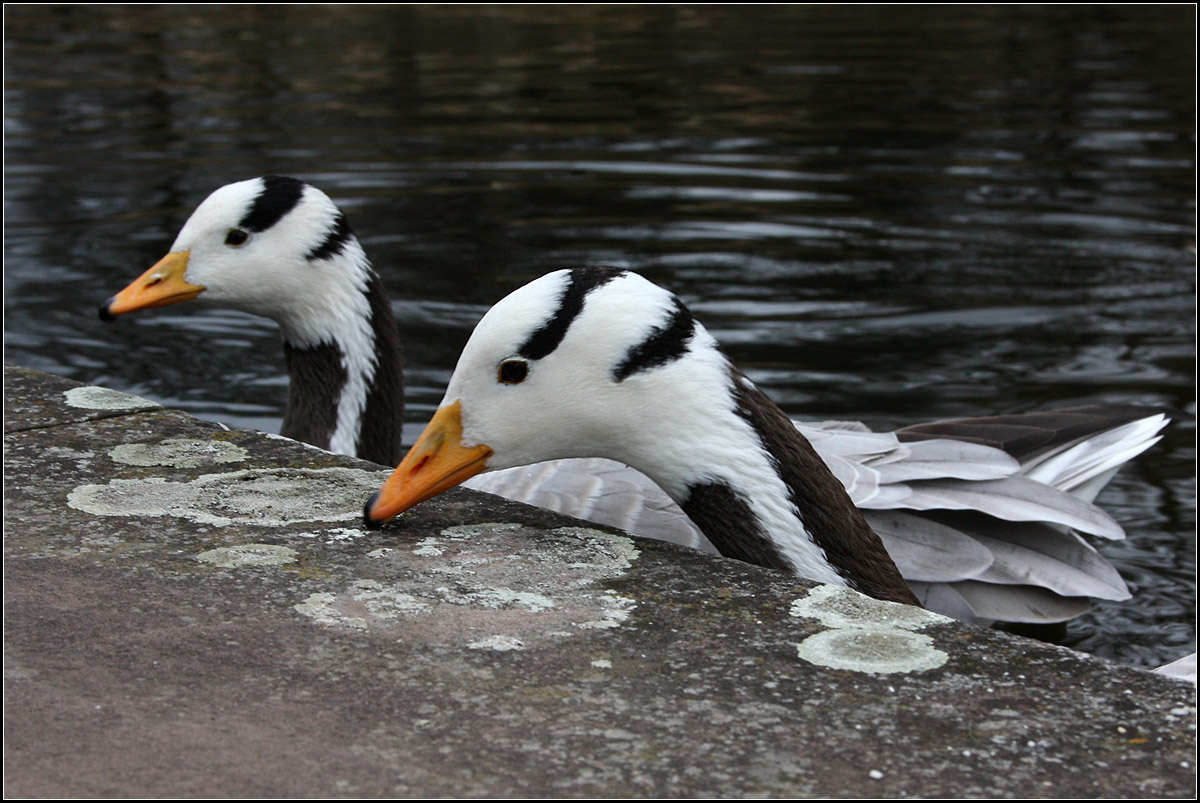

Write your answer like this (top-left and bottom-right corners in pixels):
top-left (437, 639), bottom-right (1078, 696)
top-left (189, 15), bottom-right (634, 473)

top-left (465, 458), bottom-right (708, 550)
top-left (876, 476), bottom-right (1125, 539)
top-left (909, 580), bottom-right (1093, 625)
top-left (924, 511), bottom-right (1130, 599)
top-left (864, 510), bottom-right (994, 583)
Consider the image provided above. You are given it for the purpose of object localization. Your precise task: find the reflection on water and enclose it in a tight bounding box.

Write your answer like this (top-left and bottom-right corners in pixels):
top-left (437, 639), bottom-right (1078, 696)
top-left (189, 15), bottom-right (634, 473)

top-left (4, 4), bottom-right (1194, 668)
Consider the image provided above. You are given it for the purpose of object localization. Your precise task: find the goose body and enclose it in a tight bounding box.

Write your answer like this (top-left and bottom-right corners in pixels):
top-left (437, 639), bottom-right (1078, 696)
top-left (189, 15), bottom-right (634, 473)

top-left (365, 267), bottom-right (1170, 624)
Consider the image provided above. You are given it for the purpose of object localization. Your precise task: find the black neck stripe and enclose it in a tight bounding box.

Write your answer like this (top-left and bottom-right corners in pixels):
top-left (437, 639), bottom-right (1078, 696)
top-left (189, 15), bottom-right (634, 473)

top-left (280, 338), bottom-right (345, 451)
top-left (518, 267), bottom-right (624, 361)
top-left (240, 175), bottom-right (305, 233)
top-left (681, 481), bottom-right (793, 571)
top-left (613, 296), bottom-right (695, 382)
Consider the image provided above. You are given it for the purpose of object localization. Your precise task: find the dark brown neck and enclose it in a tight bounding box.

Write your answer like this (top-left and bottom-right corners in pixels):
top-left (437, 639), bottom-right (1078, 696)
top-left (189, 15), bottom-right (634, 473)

top-left (280, 272), bottom-right (404, 467)
top-left (356, 271), bottom-right (404, 466)
top-left (281, 339), bottom-right (344, 453)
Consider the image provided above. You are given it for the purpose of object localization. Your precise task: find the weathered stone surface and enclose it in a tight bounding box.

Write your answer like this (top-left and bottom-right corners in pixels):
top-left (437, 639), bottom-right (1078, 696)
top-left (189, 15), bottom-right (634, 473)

top-left (4, 363), bottom-right (1195, 797)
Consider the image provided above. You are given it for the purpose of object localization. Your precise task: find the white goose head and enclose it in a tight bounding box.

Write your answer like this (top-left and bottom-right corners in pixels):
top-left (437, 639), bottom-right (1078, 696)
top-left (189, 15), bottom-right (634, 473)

top-left (365, 267), bottom-right (917, 605)
top-left (101, 176), bottom-right (404, 465)
top-left (434, 267), bottom-right (733, 481)
top-left (102, 176), bottom-right (373, 345)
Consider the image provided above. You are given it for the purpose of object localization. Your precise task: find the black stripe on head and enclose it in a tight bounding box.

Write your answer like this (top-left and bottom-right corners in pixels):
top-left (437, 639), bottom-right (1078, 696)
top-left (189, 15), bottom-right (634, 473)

top-left (239, 175), bottom-right (306, 233)
top-left (613, 295), bottom-right (695, 382)
top-left (517, 267), bottom-right (625, 361)
top-left (307, 211), bottom-right (354, 262)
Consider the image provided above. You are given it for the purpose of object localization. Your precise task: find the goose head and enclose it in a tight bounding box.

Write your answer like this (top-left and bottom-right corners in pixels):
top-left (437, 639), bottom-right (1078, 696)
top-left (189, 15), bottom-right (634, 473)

top-left (365, 267), bottom-right (733, 516)
top-left (100, 176), bottom-right (374, 348)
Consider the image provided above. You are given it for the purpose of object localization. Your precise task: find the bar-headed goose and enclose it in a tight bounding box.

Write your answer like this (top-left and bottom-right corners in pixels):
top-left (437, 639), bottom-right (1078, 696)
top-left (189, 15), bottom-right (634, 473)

top-left (100, 176), bottom-right (405, 466)
top-left (364, 267), bottom-right (1170, 623)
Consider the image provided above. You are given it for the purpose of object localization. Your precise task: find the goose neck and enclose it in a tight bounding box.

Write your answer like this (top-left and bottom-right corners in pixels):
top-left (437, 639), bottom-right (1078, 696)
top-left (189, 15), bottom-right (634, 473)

top-left (678, 365), bottom-right (919, 606)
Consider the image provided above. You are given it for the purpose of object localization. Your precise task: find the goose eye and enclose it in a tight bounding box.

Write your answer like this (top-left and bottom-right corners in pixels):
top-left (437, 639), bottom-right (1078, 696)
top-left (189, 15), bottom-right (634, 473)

top-left (225, 228), bottom-right (250, 247)
top-left (497, 359), bottom-right (529, 385)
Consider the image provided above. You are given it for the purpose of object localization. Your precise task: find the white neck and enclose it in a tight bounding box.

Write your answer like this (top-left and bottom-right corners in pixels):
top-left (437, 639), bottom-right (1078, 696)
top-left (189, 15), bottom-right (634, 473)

top-left (627, 353), bottom-right (852, 588)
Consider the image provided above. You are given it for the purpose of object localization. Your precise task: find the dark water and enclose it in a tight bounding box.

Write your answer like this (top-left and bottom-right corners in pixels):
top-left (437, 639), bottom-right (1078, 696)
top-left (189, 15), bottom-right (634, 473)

top-left (4, 5), bottom-right (1194, 669)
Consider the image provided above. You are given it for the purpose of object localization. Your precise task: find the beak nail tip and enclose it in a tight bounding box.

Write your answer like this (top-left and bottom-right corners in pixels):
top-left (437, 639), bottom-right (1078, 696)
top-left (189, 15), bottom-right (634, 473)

top-left (363, 491), bottom-right (383, 529)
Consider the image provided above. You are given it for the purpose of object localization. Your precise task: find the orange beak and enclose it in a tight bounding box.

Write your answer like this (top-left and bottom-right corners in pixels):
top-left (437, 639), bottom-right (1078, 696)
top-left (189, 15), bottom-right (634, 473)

top-left (363, 400), bottom-right (493, 528)
top-left (99, 251), bottom-right (205, 320)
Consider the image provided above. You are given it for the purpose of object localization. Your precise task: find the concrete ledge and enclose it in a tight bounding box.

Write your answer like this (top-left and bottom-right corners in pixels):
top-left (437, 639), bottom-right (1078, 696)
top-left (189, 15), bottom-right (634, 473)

top-left (4, 363), bottom-right (1195, 797)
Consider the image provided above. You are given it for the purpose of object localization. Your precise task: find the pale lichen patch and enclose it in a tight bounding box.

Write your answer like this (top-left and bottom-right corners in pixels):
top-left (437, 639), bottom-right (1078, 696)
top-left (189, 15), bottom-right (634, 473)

top-left (196, 543), bottom-right (299, 568)
top-left (110, 438), bottom-right (249, 468)
top-left (294, 581), bottom-right (431, 630)
top-left (292, 522), bottom-right (641, 651)
top-left (790, 584), bottom-right (951, 631)
top-left (575, 592), bottom-right (637, 630)
top-left (291, 527), bottom-right (370, 543)
top-left (43, 445), bottom-right (94, 462)
top-left (466, 588), bottom-right (556, 612)
top-left (553, 526), bottom-right (640, 572)
top-left (795, 628), bottom-right (949, 675)
top-left (440, 522), bottom-right (525, 539)
top-left (67, 467), bottom-right (382, 527)
top-left (63, 386), bottom-right (161, 411)
top-left (68, 477), bottom-right (198, 518)
top-left (412, 537), bottom-right (445, 556)
top-left (467, 635), bottom-right (525, 652)
top-left (348, 580), bottom-right (431, 618)
top-left (790, 585), bottom-right (950, 675)
top-left (294, 592), bottom-right (368, 630)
